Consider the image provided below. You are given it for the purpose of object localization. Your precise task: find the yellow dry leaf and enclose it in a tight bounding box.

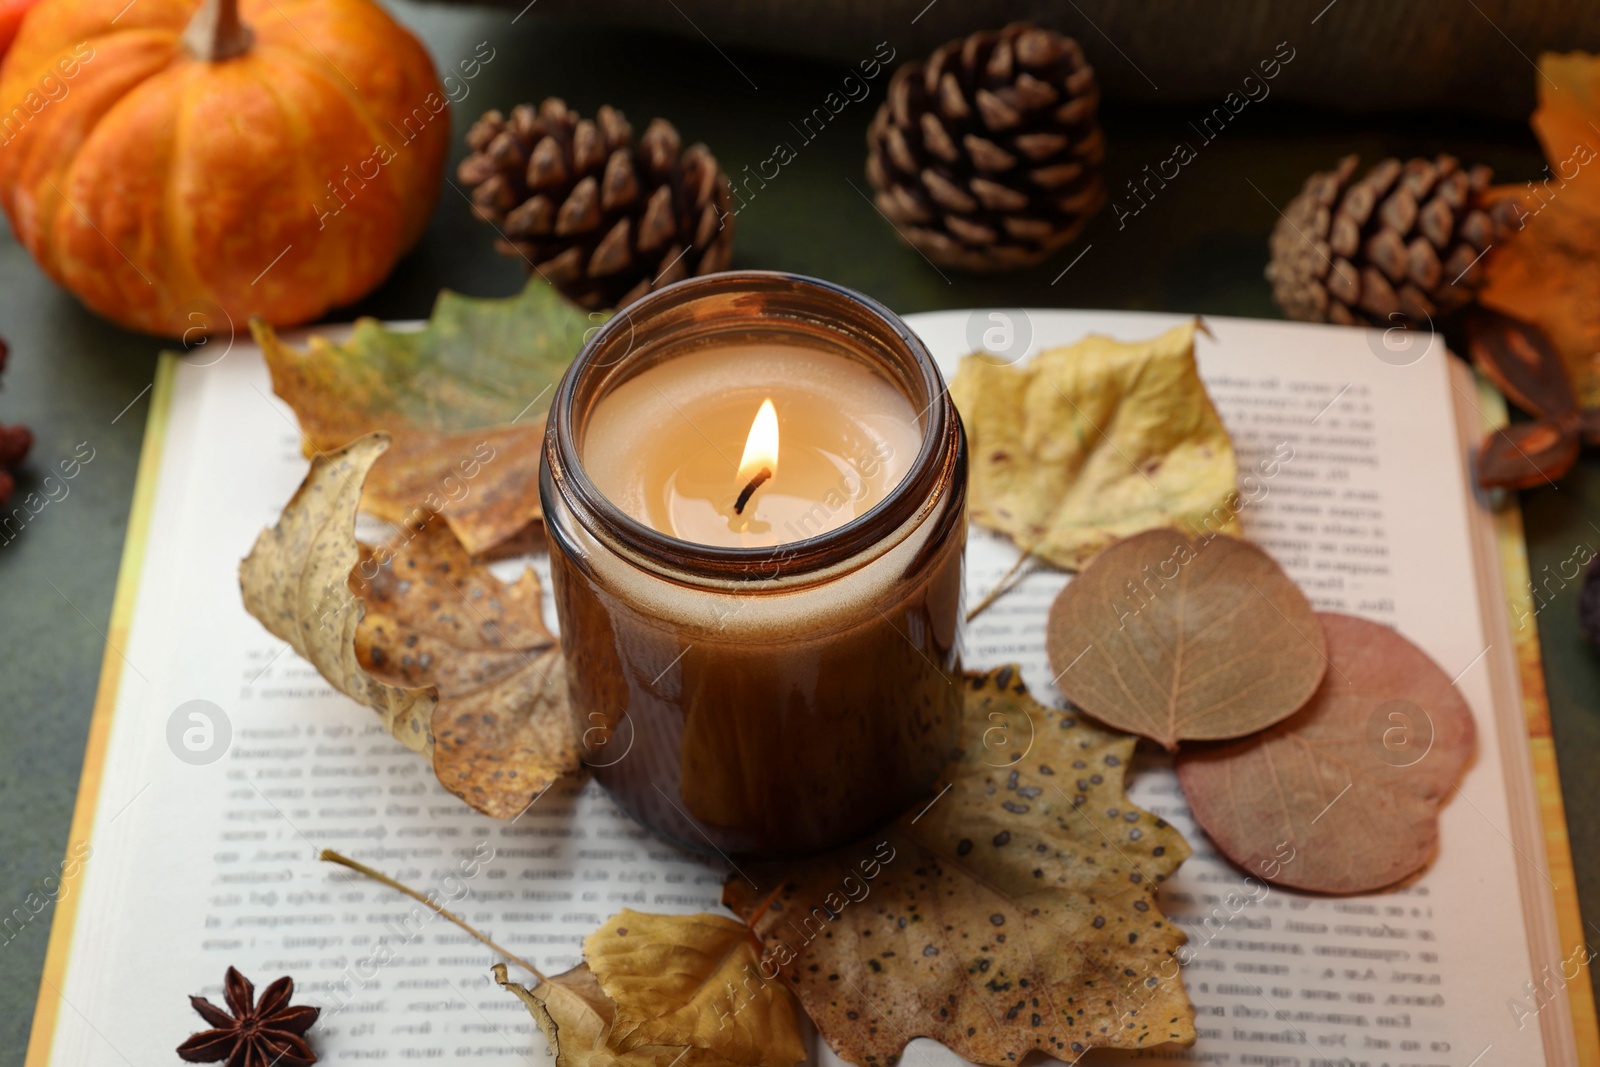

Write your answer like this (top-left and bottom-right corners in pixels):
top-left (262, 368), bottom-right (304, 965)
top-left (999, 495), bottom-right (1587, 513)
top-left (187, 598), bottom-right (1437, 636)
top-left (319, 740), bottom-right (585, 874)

top-left (495, 963), bottom-right (748, 1067)
top-left (584, 911), bottom-right (806, 1067)
top-left (1480, 51), bottom-right (1600, 407)
top-left (949, 320), bottom-right (1239, 571)
top-left (493, 911), bottom-right (806, 1067)
top-left (239, 434), bottom-right (437, 754)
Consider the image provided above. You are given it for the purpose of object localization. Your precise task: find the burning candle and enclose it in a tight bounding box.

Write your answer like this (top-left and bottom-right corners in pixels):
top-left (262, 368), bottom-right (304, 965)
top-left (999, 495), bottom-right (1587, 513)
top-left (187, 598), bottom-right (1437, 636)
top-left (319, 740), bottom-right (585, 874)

top-left (542, 272), bottom-right (967, 858)
top-left (581, 344), bottom-right (924, 548)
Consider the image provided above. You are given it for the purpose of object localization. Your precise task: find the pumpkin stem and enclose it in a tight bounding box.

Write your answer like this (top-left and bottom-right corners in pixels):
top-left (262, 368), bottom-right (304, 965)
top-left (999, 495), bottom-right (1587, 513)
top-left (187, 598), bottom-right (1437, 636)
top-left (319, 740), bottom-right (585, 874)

top-left (183, 0), bottom-right (254, 62)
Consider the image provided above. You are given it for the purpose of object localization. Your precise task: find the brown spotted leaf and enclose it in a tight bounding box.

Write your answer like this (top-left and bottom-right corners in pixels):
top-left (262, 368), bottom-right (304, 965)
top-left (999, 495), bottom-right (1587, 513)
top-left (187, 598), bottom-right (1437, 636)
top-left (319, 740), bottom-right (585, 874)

top-left (1176, 613), bottom-right (1476, 894)
top-left (239, 434), bottom-right (437, 754)
top-left (949, 320), bottom-right (1239, 571)
top-left (253, 279), bottom-right (594, 555)
top-left (1046, 528), bottom-right (1327, 749)
top-left (723, 666), bottom-right (1195, 1066)
top-left (353, 515), bottom-right (578, 818)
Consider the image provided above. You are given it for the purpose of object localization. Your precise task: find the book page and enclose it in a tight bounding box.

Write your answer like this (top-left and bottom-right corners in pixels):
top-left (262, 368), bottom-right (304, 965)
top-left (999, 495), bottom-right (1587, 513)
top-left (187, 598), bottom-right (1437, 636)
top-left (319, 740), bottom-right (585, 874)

top-left (31, 312), bottom-right (1572, 1067)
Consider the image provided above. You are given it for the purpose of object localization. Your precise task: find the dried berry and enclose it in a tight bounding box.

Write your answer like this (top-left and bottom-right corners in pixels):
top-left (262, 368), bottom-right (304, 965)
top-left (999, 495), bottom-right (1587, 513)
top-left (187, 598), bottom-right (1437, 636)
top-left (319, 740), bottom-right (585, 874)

top-left (0, 332), bottom-right (29, 508)
top-left (0, 423), bottom-right (31, 470)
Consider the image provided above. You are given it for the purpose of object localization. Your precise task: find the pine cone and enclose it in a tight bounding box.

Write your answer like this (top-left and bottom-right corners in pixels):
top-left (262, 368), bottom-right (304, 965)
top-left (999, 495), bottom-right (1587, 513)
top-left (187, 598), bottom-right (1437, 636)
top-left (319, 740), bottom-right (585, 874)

top-left (866, 23), bottom-right (1106, 272)
top-left (1267, 154), bottom-right (1520, 328)
top-left (459, 99), bottom-right (735, 310)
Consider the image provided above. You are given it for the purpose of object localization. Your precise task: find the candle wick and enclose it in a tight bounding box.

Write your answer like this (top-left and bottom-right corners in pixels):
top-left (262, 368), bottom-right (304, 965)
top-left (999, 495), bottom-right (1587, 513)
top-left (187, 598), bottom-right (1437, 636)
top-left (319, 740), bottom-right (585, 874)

top-left (733, 467), bottom-right (772, 515)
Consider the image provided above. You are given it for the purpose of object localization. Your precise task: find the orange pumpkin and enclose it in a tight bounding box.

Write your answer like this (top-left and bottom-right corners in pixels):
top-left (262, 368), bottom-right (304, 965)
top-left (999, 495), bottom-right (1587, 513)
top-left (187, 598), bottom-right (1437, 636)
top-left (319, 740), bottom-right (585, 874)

top-left (0, 0), bottom-right (447, 336)
top-left (0, 1), bottom-right (42, 61)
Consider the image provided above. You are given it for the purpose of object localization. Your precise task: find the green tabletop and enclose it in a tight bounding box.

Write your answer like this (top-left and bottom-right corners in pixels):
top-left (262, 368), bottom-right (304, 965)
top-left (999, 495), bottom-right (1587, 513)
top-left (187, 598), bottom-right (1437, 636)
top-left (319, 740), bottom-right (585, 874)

top-left (1, 2), bottom-right (1597, 1056)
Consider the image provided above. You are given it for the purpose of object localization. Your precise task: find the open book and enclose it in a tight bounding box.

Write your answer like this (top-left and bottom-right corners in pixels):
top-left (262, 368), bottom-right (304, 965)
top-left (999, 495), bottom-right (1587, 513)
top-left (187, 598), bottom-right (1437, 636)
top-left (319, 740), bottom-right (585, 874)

top-left (25, 309), bottom-right (1598, 1066)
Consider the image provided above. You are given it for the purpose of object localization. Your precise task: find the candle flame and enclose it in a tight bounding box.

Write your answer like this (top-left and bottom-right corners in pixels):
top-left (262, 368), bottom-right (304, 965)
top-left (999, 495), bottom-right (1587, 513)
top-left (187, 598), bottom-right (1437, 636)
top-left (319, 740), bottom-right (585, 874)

top-left (737, 398), bottom-right (779, 483)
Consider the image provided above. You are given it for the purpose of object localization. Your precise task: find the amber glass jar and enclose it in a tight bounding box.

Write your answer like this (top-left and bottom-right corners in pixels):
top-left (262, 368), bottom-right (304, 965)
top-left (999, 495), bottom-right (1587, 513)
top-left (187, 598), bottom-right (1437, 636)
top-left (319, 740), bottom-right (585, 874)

top-left (541, 272), bottom-right (965, 858)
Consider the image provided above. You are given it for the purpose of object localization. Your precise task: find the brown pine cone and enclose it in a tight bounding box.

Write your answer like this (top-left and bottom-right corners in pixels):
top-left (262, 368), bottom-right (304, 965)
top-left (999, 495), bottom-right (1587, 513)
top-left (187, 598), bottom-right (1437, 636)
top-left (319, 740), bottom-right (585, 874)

top-left (866, 23), bottom-right (1106, 272)
top-left (459, 99), bottom-right (735, 310)
top-left (1267, 154), bottom-right (1521, 328)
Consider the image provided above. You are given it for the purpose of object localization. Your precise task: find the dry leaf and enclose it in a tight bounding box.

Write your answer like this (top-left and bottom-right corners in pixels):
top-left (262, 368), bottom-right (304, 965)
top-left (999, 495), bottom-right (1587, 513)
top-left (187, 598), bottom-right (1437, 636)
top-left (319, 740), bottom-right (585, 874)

top-left (949, 320), bottom-right (1239, 571)
top-left (1467, 309), bottom-right (1581, 422)
top-left (359, 425), bottom-right (546, 556)
top-left (1480, 52), bottom-right (1600, 407)
top-left (1175, 613), bottom-right (1476, 894)
top-left (723, 666), bottom-right (1195, 1066)
top-left (239, 434), bottom-right (437, 754)
top-left (1046, 528), bottom-right (1327, 749)
top-left (254, 278), bottom-right (595, 555)
top-left (584, 910), bottom-right (806, 1067)
top-left (354, 515), bottom-right (579, 819)
top-left (493, 911), bottom-right (806, 1067)
top-left (1476, 420), bottom-right (1581, 490)
top-left (1466, 311), bottom-right (1586, 489)
top-left (495, 963), bottom-right (745, 1067)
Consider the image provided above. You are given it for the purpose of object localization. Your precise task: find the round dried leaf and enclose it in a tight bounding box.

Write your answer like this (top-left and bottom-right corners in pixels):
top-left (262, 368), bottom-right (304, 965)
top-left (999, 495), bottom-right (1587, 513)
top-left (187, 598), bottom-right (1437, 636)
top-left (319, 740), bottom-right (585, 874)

top-left (1046, 528), bottom-right (1327, 749)
top-left (1175, 613), bottom-right (1477, 894)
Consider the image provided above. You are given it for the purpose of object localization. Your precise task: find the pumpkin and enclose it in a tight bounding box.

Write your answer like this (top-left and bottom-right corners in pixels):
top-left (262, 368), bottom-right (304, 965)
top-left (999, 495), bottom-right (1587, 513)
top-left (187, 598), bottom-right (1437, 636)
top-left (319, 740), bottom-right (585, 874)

top-left (0, 0), bottom-right (447, 336)
top-left (0, 0), bottom-right (41, 61)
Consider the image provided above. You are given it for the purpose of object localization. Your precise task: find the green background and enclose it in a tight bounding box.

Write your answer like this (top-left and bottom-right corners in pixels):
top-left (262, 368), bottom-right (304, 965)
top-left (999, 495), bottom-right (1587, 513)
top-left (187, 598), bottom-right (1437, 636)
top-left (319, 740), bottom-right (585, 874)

top-left (0, 0), bottom-right (1597, 1055)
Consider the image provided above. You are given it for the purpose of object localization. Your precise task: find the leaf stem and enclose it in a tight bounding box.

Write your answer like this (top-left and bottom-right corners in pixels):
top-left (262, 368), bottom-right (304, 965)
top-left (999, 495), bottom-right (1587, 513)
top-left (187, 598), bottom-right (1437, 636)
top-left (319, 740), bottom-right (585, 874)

top-left (319, 849), bottom-right (547, 982)
top-left (966, 548), bottom-right (1036, 623)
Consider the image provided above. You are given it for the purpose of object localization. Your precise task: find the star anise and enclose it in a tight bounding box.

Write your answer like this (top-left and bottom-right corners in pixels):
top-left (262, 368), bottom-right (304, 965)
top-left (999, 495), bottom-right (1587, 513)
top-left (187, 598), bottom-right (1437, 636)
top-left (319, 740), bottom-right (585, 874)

top-left (177, 967), bottom-right (320, 1067)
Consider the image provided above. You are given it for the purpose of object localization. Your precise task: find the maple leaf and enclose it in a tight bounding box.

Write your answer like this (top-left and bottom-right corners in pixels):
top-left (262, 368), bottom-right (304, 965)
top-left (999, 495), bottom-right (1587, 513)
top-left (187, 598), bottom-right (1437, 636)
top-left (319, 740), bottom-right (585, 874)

top-left (1176, 613), bottom-right (1476, 894)
top-left (723, 667), bottom-right (1195, 1066)
top-left (253, 278), bottom-right (596, 555)
top-left (1045, 527), bottom-right (1328, 749)
top-left (239, 433), bottom-right (436, 753)
top-left (354, 513), bottom-right (579, 819)
top-left (1480, 51), bottom-right (1600, 408)
top-left (494, 911), bottom-right (806, 1067)
top-left (949, 320), bottom-right (1238, 572)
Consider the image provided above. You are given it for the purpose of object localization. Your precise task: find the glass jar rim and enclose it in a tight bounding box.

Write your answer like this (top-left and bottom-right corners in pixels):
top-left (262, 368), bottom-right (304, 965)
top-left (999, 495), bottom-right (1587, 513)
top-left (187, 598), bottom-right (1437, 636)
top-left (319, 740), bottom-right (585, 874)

top-left (543, 270), bottom-right (958, 583)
